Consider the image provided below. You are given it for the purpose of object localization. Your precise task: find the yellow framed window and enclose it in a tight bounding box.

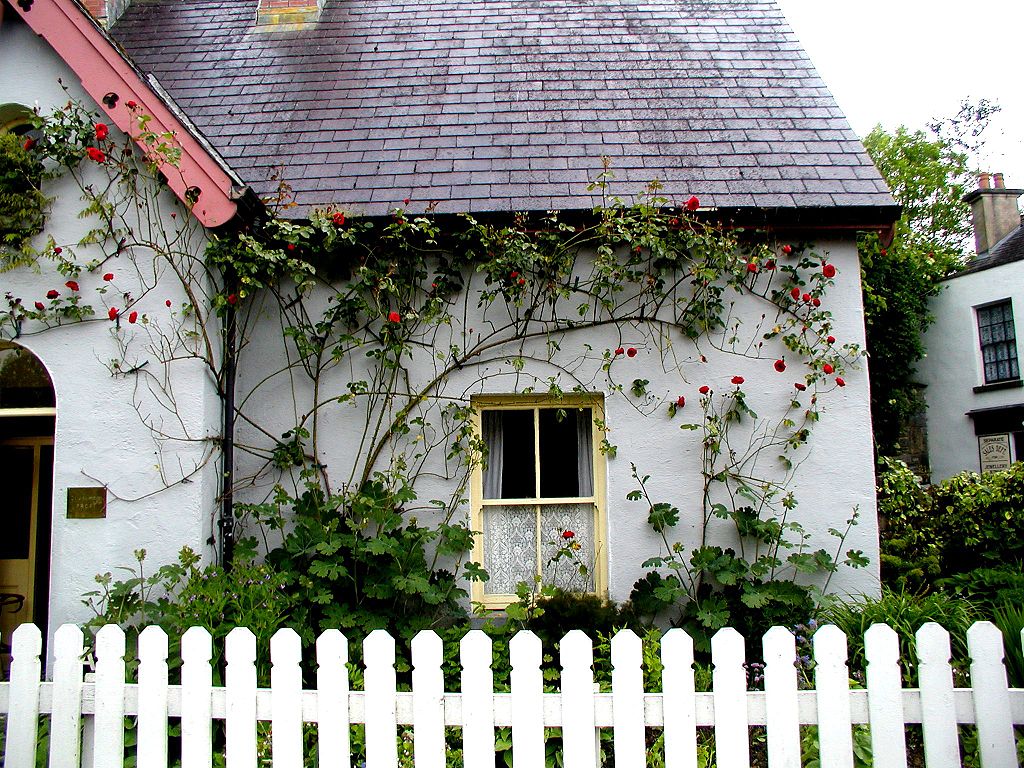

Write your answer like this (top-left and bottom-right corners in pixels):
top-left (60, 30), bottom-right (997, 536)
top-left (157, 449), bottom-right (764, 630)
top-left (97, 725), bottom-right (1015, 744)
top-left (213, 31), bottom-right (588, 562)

top-left (471, 395), bottom-right (607, 609)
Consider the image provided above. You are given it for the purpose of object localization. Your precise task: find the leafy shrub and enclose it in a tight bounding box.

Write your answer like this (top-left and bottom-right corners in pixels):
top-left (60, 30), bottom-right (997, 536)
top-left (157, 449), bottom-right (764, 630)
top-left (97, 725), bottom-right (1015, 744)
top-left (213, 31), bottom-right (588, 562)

top-left (0, 132), bottom-right (48, 257)
top-left (937, 565), bottom-right (1024, 613)
top-left (879, 458), bottom-right (1024, 588)
top-left (82, 547), bottom-right (295, 682)
top-left (522, 589), bottom-right (643, 650)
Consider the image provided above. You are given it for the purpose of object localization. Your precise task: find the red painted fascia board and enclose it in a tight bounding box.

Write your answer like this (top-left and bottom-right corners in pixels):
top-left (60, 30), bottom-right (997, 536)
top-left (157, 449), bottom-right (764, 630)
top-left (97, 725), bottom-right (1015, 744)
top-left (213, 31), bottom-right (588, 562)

top-left (8, 0), bottom-right (238, 228)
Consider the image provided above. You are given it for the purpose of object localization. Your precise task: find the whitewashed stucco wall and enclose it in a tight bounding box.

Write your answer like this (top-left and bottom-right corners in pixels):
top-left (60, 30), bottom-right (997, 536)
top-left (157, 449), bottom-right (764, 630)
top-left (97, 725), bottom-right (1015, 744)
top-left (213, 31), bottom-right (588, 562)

top-left (1, 17), bottom-right (221, 640)
top-left (234, 235), bottom-right (880, 602)
top-left (920, 260), bottom-right (1024, 482)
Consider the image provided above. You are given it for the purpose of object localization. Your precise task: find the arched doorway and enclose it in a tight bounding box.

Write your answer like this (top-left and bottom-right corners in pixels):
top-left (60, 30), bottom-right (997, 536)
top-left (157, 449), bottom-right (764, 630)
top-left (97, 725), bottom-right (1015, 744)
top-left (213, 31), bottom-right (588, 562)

top-left (0, 341), bottom-right (54, 674)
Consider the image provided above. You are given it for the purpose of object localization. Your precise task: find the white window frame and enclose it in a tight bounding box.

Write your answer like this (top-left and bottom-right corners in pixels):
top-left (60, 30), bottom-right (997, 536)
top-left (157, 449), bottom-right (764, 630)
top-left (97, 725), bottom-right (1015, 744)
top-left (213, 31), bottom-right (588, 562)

top-left (470, 394), bottom-right (608, 610)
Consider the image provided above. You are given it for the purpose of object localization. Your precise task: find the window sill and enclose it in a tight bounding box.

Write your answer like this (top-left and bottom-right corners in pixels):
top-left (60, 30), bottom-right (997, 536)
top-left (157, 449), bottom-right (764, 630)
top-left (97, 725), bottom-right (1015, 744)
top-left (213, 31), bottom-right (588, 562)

top-left (974, 379), bottom-right (1024, 394)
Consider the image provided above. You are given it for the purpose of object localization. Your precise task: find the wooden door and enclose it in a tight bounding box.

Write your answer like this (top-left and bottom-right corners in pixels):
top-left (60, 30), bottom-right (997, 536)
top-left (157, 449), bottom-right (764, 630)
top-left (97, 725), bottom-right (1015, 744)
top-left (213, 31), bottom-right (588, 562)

top-left (0, 439), bottom-right (53, 648)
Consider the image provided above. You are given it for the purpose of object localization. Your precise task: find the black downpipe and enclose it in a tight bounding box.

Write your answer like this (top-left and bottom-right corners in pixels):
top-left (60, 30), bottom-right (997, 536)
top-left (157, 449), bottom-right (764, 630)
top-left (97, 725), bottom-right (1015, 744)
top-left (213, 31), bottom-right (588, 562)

top-left (219, 290), bottom-right (237, 568)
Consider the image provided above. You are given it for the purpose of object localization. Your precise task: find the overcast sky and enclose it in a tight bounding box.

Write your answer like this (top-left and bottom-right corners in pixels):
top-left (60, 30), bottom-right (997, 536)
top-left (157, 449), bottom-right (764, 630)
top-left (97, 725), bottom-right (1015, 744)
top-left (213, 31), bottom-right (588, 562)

top-left (776, 0), bottom-right (1024, 191)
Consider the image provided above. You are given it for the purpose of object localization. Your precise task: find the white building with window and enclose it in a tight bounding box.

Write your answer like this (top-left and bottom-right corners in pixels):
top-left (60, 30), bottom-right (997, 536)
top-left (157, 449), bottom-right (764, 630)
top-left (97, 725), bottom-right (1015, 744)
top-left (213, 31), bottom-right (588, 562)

top-left (920, 174), bottom-right (1024, 481)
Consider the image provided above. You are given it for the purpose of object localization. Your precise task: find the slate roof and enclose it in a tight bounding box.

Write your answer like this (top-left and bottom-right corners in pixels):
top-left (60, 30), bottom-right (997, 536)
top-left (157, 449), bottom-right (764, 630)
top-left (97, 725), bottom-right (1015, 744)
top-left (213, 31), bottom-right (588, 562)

top-left (953, 222), bottom-right (1024, 278)
top-left (111, 0), bottom-right (897, 220)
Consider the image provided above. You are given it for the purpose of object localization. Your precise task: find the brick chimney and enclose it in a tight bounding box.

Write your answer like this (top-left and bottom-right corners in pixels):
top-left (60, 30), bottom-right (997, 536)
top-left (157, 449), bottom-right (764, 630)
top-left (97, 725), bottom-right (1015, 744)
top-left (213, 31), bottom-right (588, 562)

top-left (255, 0), bottom-right (325, 31)
top-left (964, 172), bottom-right (1024, 256)
top-left (80, 0), bottom-right (130, 27)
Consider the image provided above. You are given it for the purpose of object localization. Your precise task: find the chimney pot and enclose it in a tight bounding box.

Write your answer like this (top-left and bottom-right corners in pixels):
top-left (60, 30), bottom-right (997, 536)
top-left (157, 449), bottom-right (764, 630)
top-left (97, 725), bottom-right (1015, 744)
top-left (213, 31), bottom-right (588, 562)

top-left (979, 172), bottom-right (991, 189)
top-left (994, 173), bottom-right (1005, 189)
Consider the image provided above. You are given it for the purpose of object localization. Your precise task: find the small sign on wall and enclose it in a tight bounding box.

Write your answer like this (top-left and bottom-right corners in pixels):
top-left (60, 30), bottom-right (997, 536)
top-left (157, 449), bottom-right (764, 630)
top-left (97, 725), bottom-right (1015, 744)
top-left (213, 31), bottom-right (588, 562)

top-left (979, 434), bottom-right (1013, 473)
top-left (66, 487), bottom-right (107, 519)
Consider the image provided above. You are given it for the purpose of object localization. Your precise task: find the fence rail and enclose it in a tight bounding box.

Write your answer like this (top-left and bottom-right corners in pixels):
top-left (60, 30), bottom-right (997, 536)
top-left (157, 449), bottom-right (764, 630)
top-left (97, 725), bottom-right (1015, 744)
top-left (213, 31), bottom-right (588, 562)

top-left (1, 621), bottom-right (1022, 767)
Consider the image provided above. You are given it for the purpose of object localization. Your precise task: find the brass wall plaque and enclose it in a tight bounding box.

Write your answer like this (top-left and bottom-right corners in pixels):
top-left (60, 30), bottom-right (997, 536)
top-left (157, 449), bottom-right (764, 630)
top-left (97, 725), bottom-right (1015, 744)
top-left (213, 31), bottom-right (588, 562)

top-left (67, 487), bottom-right (107, 519)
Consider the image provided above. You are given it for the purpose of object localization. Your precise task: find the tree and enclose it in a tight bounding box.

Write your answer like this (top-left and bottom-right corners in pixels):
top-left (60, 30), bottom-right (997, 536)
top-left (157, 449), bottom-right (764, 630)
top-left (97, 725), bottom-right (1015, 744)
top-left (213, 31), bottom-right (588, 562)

top-left (859, 100), bottom-right (998, 456)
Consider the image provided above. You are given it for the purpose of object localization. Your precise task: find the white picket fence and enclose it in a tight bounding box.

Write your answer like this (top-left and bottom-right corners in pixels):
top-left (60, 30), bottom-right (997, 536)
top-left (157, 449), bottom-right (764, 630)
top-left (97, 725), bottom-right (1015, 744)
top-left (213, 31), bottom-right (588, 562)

top-left (1, 622), bottom-right (1022, 768)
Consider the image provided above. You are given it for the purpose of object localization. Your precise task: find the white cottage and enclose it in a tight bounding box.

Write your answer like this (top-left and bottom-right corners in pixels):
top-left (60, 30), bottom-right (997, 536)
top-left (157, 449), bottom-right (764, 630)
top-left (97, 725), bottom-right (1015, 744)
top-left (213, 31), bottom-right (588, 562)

top-left (1, 0), bottom-right (897, 658)
top-left (920, 173), bottom-right (1024, 481)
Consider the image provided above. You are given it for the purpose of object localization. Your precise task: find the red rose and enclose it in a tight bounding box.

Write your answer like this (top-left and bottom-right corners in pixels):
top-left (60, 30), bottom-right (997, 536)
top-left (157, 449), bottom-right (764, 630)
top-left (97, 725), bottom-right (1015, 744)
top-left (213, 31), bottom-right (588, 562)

top-left (802, 293), bottom-right (811, 303)
top-left (46, 289), bottom-right (59, 299)
top-left (822, 263), bottom-right (836, 279)
top-left (65, 280), bottom-right (79, 291)
top-left (108, 307), bottom-right (118, 320)
top-left (86, 147), bottom-right (106, 162)
top-left (614, 347), bottom-right (624, 356)
top-left (765, 260), bottom-right (776, 270)
top-left (676, 396), bottom-right (686, 408)
top-left (227, 293), bottom-right (238, 306)
top-left (881, 249), bottom-right (888, 256)
top-left (812, 298), bottom-right (821, 307)
top-left (626, 347), bottom-right (637, 357)
top-left (794, 382), bottom-right (806, 391)
top-left (388, 310), bottom-right (401, 323)
top-left (731, 375), bottom-right (744, 385)
top-left (827, 335), bottom-right (836, 344)
top-left (403, 198), bottom-right (411, 205)
top-left (126, 100), bottom-right (138, 109)
top-left (782, 245), bottom-right (793, 255)
top-left (128, 311), bottom-right (138, 324)
top-left (698, 385), bottom-right (710, 394)
top-left (166, 299), bottom-right (172, 307)
top-left (332, 212), bottom-right (345, 226)
top-left (668, 217), bottom-right (679, 226)
top-left (53, 247), bottom-right (62, 255)
top-left (95, 123), bottom-right (109, 140)
top-left (562, 530), bottom-right (575, 539)
top-left (510, 271), bottom-right (519, 279)
top-left (685, 195), bottom-right (700, 211)
top-left (823, 363), bottom-right (834, 375)
top-left (790, 287), bottom-right (800, 300)
top-left (835, 377), bottom-right (846, 387)
top-left (103, 272), bottom-right (114, 281)
top-left (746, 262), bottom-right (758, 273)
top-left (34, 301), bottom-right (45, 311)
top-left (518, 278), bottom-right (525, 286)
top-left (286, 244), bottom-right (295, 251)
top-left (23, 137), bottom-right (36, 151)
top-left (774, 359), bottom-right (786, 372)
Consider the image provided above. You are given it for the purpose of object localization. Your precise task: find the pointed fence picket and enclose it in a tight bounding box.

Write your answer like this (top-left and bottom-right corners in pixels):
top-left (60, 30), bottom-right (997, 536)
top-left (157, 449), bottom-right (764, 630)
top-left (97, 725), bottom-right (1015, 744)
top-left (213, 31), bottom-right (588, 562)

top-left (3, 620), bottom-right (1024, 768)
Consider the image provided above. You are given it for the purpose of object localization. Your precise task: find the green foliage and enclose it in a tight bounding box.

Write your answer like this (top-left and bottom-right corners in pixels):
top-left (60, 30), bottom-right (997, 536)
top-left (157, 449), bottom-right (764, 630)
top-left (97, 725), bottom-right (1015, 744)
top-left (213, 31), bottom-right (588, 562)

top-left (0, 132), bottom-right (48, 261)
top-left (821, 588), bottom-right (977, 684)
top-left (248, 470), bottom-right (474, 648)
top-left (879, 458), bottom-right (1024, 589)
top-left (937, 565), bottom-right (1024, 613)
top-left (991, 603), bottom-right (1024, 688)
top-left (859, 120), bottom-right (977, 454)
top-left (82, 547), bottom-right (295, 682)
top-left (519, 589), bottom-right (643, 649)
top-left (627, 455), bottom-right (865, 654)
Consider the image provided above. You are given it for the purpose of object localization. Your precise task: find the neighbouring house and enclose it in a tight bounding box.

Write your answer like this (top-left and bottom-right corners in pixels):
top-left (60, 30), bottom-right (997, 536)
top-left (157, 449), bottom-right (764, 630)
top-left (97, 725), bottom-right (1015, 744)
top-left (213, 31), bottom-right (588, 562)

top-left (1, 0), bottom-right (898, 657)
top-left (919, 173), bottom-right (1024, 482)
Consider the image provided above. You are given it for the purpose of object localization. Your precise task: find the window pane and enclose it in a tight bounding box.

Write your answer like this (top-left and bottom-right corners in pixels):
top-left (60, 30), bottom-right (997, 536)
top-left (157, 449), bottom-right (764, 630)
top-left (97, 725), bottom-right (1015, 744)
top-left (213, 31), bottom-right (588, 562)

top-left (483, 505), bottom-right (537, 594)
top-left (979, 301), bottom-right (1019, 384)
top-left (539, 408), bottom-right (583, 497)
top-left (498, 410), bottom-right (535, 499)
top-left (540, 503), bottom-right (596, 593)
